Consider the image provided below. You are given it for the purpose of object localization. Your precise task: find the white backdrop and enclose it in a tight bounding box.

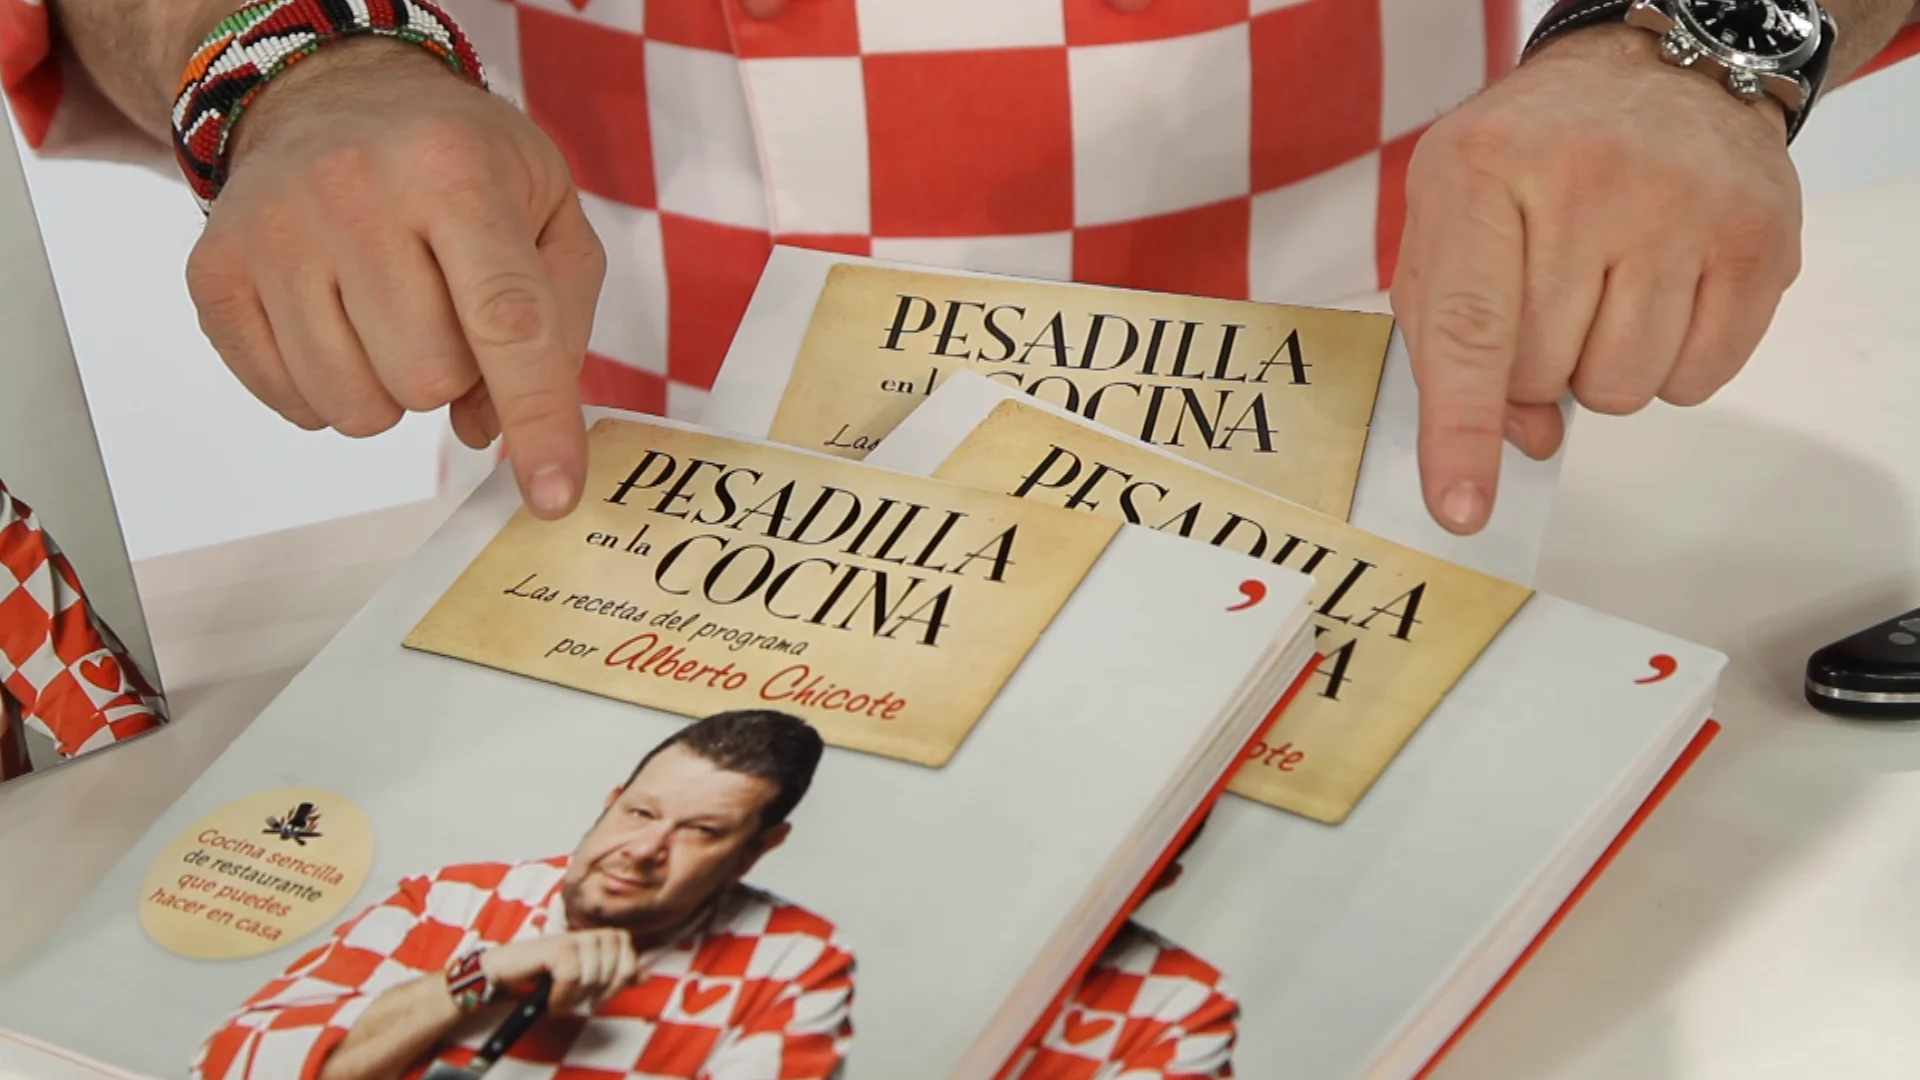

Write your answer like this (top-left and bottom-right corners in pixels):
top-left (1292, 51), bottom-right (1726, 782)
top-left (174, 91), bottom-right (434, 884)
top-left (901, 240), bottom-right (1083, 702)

top-left (14, 31), bottom-right (1920, 563)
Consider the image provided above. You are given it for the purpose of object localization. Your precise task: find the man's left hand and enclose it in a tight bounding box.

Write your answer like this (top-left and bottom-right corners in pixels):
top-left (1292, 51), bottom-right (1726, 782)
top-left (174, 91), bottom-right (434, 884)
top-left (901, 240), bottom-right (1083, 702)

top-left (1392, 23), bottom-right (1803, 534)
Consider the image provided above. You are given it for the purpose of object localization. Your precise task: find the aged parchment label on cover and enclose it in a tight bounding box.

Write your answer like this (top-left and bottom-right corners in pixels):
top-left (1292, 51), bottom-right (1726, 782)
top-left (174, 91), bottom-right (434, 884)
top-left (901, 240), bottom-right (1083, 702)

top-left (766, 263), bottom-right (1394, 521)
top-left (932, 401), bottom-right (1532, 823)
top-left (405, 418), bottom-right (1119, 768)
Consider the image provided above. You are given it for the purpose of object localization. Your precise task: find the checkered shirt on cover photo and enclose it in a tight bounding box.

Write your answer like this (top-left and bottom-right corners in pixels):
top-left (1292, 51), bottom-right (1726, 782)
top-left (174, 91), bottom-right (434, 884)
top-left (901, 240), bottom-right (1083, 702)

top-left (0, 477), bottom-right (166, 779)
top-left (1008, 921), bottom-right (1239, 1080)
top-left (190, 855), bottom-right (856, 1080)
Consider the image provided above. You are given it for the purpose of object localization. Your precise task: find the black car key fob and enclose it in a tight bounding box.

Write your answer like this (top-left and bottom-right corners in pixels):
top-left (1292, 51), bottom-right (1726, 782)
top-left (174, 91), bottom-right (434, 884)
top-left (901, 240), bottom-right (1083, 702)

top-left (1805, 606), bottom-right (1920, 719)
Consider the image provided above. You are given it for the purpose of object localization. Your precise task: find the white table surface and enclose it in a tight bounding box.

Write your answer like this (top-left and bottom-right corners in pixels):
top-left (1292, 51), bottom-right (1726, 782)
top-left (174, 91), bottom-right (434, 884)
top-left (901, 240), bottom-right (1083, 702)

top-left (4, 173), bottom-right (1919, 1079)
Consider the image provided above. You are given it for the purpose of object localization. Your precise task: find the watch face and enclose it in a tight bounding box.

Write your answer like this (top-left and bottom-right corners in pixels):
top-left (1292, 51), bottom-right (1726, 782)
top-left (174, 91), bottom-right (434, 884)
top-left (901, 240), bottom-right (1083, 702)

top-left (1681, 0), bottom-right (1817, 59)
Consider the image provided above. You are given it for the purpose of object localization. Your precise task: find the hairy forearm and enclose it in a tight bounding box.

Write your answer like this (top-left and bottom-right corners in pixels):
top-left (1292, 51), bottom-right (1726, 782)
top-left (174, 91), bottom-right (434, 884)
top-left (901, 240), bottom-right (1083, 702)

top-left (44, 0), bottom-right (238, 142)
top-left (1824, 0), bottom-right (1920, 82)
top-left (313, 976), bottom-right (464, 1080)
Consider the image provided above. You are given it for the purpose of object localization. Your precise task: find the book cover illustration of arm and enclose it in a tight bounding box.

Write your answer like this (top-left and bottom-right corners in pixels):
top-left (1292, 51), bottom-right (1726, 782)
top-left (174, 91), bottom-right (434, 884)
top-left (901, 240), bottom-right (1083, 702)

top-left (0, 411), bottom-right (1321, 1080)
top-left (189, 710), bottom-right (854, 1080)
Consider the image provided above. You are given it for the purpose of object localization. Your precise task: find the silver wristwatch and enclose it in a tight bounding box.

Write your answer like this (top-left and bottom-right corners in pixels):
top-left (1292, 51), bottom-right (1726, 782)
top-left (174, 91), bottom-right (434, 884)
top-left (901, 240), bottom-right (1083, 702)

top-left (1524, 0), bottom-right (1836, 142)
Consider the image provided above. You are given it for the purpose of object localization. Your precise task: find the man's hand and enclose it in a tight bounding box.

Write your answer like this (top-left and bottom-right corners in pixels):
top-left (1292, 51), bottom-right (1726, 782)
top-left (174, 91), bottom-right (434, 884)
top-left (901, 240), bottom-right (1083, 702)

top-left (479, 930), bottom-right (641, 1012)
top-left (184, 38), bottom-right (605, 519)
top-left (1391, 24), bottom-right (1802, 534)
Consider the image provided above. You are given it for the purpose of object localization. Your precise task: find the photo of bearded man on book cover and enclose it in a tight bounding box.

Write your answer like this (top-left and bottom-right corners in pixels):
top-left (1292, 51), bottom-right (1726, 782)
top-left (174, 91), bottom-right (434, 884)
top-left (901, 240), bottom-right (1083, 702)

top-left (189, 709), bottom-right (856, 1080)
top-left (0, 476), bottom-right (168, 780)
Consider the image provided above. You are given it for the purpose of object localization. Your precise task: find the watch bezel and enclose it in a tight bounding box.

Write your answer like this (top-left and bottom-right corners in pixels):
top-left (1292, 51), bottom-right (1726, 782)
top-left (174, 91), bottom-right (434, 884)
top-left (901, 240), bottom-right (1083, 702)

top-left (1651, 0), bottom-right (1824, 71)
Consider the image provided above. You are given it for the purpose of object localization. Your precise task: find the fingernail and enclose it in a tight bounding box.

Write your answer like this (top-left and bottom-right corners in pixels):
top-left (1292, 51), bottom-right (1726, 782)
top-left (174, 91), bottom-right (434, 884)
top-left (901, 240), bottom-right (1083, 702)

top-left (1441, 482), bottom-right (1487, 531)
top-left (529, 466), bottom-right (576, 517)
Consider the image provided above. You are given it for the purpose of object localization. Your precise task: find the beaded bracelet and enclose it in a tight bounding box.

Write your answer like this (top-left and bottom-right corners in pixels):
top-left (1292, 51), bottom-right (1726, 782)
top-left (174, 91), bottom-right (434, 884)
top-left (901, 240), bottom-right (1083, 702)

top-left (444, 946), bottom-right (495, 1013)
top-left (171, 0), bottom-right (490, 213)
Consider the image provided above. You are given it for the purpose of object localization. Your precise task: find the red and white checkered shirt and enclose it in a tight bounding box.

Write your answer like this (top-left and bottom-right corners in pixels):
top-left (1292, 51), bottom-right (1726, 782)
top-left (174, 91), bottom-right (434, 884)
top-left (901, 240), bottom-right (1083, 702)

top-left (1008, 921), bottom-right (1238, 1080)
top-left (6, 0), bottom-right (1919, 492)
top-left (188, 855), bottom-right (856, 1080)
top-left (0, 478), bottom-right (166, 779)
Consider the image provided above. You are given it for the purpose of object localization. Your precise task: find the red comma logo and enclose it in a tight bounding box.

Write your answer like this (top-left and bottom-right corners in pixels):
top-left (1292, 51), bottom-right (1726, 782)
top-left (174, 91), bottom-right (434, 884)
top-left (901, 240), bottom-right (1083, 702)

top-left (1637, 655), bottom-right (1678, 685)
top-left (1228, 579), bottom-right (1266, 612)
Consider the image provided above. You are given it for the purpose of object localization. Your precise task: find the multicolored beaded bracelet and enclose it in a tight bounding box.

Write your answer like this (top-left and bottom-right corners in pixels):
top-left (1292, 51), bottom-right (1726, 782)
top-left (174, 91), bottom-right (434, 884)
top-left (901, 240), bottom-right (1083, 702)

top-left (170, 0), bottom-right (490, 214)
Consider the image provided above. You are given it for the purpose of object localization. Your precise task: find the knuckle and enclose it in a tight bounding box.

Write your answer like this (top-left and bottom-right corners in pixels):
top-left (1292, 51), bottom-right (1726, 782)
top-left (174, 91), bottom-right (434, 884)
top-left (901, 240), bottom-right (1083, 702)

top-left (1659, 379), bottom-right (1717, 407)
top-left (247, 205), bottom-right (316, 272)
top-left (332, 399), bottom-right (404, 438)
top-left (392, 362), bottom-right (474, 412)
top-left (412, 119), bottom-right (494, 181)
top-left (1574, 378), bottom-right (1656, 416)
top-left (286, 407), bottom-right (328, 431)
top-left (1715, 204), bottom-right (1788, 276)
top-left (413, 126), bottom-right (503, 216)
top-left (1431, 401), bottom-right (1507, 443)
top-left (184, 241), bottom-right (243, 306)
top-left (1508, 369), bottom-right (1568, 403)
top-left (1446, 117), bottom-right (1514, 173)
top-left (190, 286), bottom-right (254, 344)
top-left (465, 276), bottom-right (553, 348)
top-left (1423, 291), bottom-right (1514, 368)
top-left (493, 381), bottom-right (576, 432)
top-left (576, 231), bottom-right (610, 287)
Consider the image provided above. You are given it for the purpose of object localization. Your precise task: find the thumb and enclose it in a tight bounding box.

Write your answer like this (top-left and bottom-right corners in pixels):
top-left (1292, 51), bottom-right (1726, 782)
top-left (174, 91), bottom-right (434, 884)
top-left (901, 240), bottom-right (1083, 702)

top-left (1504, 400), bottom-right (1565, 461)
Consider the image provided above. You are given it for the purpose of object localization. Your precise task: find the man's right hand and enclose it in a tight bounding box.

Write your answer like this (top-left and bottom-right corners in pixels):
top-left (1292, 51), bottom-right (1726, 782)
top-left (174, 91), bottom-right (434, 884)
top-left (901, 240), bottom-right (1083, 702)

top-left (478, 930), bottom-right (641, 1012)
top-left (183, 37), bottom-right (606, 520)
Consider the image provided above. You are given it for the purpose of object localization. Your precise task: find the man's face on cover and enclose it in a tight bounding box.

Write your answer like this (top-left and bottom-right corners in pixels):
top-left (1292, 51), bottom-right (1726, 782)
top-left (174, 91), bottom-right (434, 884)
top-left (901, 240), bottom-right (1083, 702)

top-left (563, 744), bottom-right (785, 934)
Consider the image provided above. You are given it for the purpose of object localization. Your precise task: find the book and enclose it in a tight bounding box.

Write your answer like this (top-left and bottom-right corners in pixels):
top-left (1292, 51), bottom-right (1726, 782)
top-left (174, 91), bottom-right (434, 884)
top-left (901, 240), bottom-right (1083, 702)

top-left (704, 245), bottom-right (1568, 586)
top-left (0, 410), bottom-right (1319, 1080)
top-left (0, 120), bottom-right (168, 782)
top-left (855, 372), bottom-right (1728, 1078)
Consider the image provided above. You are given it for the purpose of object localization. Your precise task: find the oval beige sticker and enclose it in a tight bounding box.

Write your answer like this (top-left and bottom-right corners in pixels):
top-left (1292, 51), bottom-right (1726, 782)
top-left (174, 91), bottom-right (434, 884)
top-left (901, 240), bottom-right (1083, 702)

top-left (137, 787), bottom-right (374, 960)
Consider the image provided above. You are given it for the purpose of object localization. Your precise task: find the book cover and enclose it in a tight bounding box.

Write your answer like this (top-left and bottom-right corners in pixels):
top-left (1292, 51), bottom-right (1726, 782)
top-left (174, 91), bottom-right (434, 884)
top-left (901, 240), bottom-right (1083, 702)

top-left (705, 246), bottom-right (1567, 586)
top-left (863, 375), bottom-right (1729, 1077)
top-left (918, 393), bottom-right (1534, 825)
top-left (0, 410), bottom-right (1317, 1080)
top-left (0, 122), bottom-right (167, 782)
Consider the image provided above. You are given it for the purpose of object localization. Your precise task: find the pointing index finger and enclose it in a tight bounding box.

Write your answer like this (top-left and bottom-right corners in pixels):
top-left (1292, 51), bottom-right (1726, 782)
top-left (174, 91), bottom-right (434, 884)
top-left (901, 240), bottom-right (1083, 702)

top-left (1403, 162), bottom-right (1527, 535)
top-left (429, 190), bottom-right (587, 519)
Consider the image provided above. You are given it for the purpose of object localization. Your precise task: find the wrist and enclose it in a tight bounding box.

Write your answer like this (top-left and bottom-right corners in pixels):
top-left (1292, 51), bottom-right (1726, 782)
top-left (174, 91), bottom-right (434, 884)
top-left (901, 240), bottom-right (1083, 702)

top-left (445, 946), bottom-right (497, 1015)
top-left (170, 0), bottom-right (490, 212)
top-left (1524, 21), bottom-right (1791, 136)
top-left (224, 36), bottom-right (464, 172)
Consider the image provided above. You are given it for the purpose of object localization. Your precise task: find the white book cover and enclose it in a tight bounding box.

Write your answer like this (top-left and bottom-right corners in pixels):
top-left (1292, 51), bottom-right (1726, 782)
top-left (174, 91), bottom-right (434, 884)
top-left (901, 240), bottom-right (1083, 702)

top-left (860, 373), bottom-right (1730, 1078)
top-left (0, 120), bottom-right (168, 782)
top-left (0, 409), bottom-right (1316, 1080)
top-left (704, 245), bottom-right (1567, 588)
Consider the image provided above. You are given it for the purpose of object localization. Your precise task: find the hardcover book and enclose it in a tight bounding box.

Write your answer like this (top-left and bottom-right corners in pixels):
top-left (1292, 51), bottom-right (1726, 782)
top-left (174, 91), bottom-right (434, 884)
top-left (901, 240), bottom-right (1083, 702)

top-left (0, 410), bottom-right (1318, 1080)
top-left (0, 118), bottom-right (168, 782)
top-left (858, 373), bottom-right (1729, 1078)
top-left (704, 245), bottom-right (1568, 585)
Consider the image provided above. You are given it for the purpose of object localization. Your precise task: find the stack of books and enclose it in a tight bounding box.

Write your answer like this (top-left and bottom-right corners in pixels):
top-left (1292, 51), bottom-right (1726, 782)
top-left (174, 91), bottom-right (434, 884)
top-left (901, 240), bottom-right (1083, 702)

top-left (0, 248), bottom-right (1725, 1080)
